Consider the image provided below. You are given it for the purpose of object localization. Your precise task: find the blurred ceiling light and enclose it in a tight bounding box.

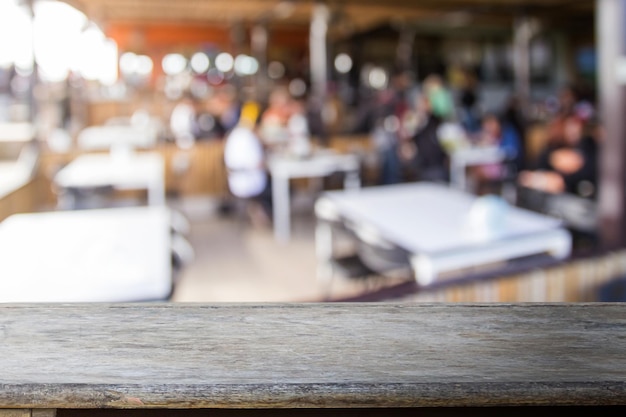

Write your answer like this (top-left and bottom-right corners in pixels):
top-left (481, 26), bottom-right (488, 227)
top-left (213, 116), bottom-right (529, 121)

top-left (215, 52), bottom-right (234, 73)
top-left (368, 67), bottom-right (388, 90)
top-left (136, 55), bottom-right (154, 76)
top-left (120, 52), bottom-right (140, 76)
top-left (190, 52), bottom-right (210, 74)
top-left (120, 52), bottom-right (152, 83)
top-left (268, 61), bottom-right (285, 80)
top-left (334, 53), bottom-right (353, 74)
top-left (162, 53), bottom-right (188, 76)
top-left (0, 1), bottom-right (33, 70)
top-left (74, 24), bottom-right (105, 71)
top-left (34, 0), bottom-right (88, 82)
top-left (77, 25), bottom-right (119, 85)
top-left (234, 54), bottom-right (259, 76)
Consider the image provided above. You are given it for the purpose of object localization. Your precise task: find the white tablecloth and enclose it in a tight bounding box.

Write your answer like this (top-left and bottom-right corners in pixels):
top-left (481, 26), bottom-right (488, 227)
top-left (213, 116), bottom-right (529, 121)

top-left (0, 206), bottom-right (172, 302)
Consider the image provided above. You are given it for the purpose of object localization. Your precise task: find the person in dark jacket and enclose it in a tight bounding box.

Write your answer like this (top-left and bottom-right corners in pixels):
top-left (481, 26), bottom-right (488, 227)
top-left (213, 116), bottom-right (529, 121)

top-left (411, 96), bottom-right (448, 183)
top-left (518, 115), bottom-right (597, 198)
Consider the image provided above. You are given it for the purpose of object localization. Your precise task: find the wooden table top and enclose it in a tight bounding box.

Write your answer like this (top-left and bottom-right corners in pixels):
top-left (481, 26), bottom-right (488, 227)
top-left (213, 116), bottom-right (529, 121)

top-left (0, 303), bottom-right (624, 409)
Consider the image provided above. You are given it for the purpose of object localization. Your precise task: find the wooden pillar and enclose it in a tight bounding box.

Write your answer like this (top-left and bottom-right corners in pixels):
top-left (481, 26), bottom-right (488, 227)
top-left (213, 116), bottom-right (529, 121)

top-left (310, 2), bottom-right (329, 102)
top-left (230, 20), bottom-right (246, 100)
top-left (309, 1), bottom-right (330, 143)
top-left (24, 0), bottom-right (37, 126)
top-left (513, 16), bottom-right (538, 114)
top-left (597, 0), bottom-right (626, 249)
top-left (251, 21), bottom-right (269, 104)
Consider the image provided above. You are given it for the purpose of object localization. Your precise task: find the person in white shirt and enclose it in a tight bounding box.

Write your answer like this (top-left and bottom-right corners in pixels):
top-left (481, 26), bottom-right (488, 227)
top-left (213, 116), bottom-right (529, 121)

top-left (224, 102), bottom-right (272, 226)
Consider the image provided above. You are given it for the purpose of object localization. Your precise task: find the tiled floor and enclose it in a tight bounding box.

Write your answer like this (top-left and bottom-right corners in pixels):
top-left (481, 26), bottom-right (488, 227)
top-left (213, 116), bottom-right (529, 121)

top-left (169, 196), bottom-right (405, 303)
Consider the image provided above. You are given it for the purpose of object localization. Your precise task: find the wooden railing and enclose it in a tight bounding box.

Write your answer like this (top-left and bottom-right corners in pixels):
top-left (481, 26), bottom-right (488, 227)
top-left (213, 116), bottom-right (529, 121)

top-left (0, 303), bottom-right (624, 416)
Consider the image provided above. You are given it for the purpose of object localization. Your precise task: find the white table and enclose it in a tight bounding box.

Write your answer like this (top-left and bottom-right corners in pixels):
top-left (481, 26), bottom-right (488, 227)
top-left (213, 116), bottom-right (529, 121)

top-left (76, 125), bottom-right (159, 151)
top-left (54, 152), bottom-right (166, 207)
top-left (268, 150), bottom-right (361, 242)
top-left (0, 206), bottom-right (172, 302)
top-left (316, 182), bottom-right (571, 286)
top-left (449, 145), bottom-right (506, 190)
top-left (0, 122), bottom-right (35, 142)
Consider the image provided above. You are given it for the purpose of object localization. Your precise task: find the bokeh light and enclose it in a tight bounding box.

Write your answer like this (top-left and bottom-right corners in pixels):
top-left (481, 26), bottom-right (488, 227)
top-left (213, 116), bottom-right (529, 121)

top-left (234, 55), bottom-right (259, 76)
top-left (368, 67), bottom-right (388, 90)
top-left (34, 0), bottom-right (87, 82)
top-left (0, 0), bottom-right (33, 71)
top-left (162, 53), bottom-right (188, 76)
top-left (215, 53), bottom-right (234, 73)
top-left (334, 53), bottom-right (353, 74)
top-left (190, 52), bottom-right (210, 74)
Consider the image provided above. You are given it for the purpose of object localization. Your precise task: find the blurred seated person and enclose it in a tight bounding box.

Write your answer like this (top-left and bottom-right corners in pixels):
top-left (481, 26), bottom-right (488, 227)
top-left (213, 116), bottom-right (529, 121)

top-left (215, 85), bottom-right (242, 132)
top-left (409, 95), bottom-right (449, 182)
top-left (259, 86), bottom-right (293, 152)
top-left (518, 115), bottom-right (597, 199)
top-left (193, 86), bottom-right (242, 141)
top-left (286, 98), bottom-right (312, 159)
top-left (457, 68), bottom-right (481, 134)
top-left (468, 114), bottom-right (522, 194)
top-left (260, 86), bottom-right (313, 158)
top-left (224, 102), bottom-right (272, 227)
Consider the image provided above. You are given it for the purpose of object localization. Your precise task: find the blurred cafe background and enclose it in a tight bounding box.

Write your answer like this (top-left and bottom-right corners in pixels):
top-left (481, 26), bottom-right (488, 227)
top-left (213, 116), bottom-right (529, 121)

top-left (1, 0), bottom-right (626, 304)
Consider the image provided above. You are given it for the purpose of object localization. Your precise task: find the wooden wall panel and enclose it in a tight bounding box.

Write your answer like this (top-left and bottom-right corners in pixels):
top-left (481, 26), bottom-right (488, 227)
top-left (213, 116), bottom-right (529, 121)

top-left (0, 174), bottom-right (48, 222)
top-left (406, 251), bottom-right (626, 303)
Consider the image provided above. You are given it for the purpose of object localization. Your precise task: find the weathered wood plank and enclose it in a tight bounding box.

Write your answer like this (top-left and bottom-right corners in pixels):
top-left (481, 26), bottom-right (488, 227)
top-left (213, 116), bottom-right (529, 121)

top-left (0, 410), bottom-right (31, 417)
top-left (0, 304), bottom-right (624, 409)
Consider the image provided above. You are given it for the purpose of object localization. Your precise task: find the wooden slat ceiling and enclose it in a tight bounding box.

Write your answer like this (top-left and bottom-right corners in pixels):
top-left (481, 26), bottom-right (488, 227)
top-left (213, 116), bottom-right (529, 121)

top-left (61, 0), bottom-right (594, 34)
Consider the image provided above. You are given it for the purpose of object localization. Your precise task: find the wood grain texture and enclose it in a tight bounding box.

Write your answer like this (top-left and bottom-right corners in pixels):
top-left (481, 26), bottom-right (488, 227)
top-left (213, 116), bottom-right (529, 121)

top-left (0, 304), bottom-right (625, 409)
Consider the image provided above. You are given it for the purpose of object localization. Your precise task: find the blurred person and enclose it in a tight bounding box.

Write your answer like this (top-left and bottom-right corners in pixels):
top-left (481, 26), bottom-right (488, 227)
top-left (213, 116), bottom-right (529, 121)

top-left (501, 95), bottom-right (527, 168)
top-left (518, 115), bottom-right (597, 198)
top-left (410, 95), bottom-right (449, 183)
top-left (372, 69), bottom-right (418, 185)
top-left (286, 98), bottom-right (312, 159)
top-left (554, 85), bottom-right (579, 118)
top-left (457, 68), bottom-right (481, 134)
top-left (259, 85), bottom-right (293, 152)
top-left (194, 94), bottom-right (225, 141)
top-left (224, 101), bottom-right (272, 227)
top-left (370, 72), bottom-right (410, 185)
top-left (468, 114), bottom-right (522, 194)
top-left (170, 93), bottom-right (198, 148)
top-left (423, 74), bottom-right (455, 121)
top-left (214, 85), bottom-right (241, 133)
